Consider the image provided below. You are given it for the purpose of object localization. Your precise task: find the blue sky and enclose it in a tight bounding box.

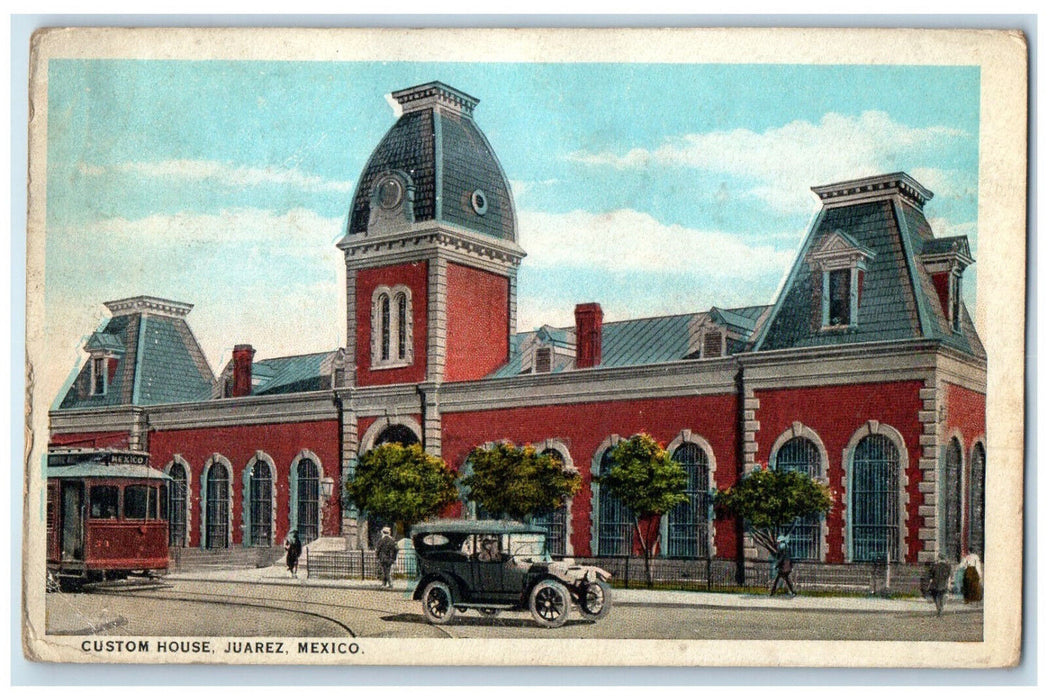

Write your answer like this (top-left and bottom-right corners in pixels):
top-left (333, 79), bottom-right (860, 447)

top-left (45, 59), bottom-right (981, 374)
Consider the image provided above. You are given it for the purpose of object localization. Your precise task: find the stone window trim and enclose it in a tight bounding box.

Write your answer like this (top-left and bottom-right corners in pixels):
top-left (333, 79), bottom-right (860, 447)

top-left (164, 455), bottom-right (193, 548)
top-left (200, 453), bottom-right (235, 551)
top-left (289, 449), bottom-right (324, 537)
top-left (661, 429), bottom-right (718, 559)
top-left (242, 451), bottom-right (278, 548)
top-left (841, 421), bottom-right (910, 563)
top-left (767, 423), bottom-right (831, 563)
top-left (357, 416), bottom-right (424, 455)
top-left (370, 285), bottom-right (414, 370)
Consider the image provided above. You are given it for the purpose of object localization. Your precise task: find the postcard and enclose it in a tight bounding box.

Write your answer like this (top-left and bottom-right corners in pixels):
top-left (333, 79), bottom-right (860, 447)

top-left (23, 26), bottom-right (1027, 666)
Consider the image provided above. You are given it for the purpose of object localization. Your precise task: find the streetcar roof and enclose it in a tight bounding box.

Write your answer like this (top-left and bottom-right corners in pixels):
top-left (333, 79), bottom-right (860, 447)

top-left (47, 461), bottom-right (171, 481)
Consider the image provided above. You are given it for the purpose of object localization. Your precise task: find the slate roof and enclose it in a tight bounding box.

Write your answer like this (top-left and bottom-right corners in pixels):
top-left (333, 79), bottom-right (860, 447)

top-left (249, 351), bottom-right (337, 396)
top-left (489, 305), bottom-right (769, 378)
top-left (58, 309), bottom-right (215, 410)
top-left (755, 177), bottom-right (984, 358)
top-left (345, 82), bottom-right (516, 242)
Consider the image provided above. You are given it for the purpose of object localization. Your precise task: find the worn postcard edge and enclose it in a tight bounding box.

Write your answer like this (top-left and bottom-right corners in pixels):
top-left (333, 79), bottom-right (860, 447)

top-left (22, 26), bottom-right (1029, 667)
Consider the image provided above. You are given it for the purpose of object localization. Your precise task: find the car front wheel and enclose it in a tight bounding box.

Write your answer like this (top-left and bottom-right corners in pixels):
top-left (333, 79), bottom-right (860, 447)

top-left (421, 581), bottom-right (457, 625)
top-left (529, 580), bottom-right (570, 628)
top-left (578, 580), bottom-right (611, 620)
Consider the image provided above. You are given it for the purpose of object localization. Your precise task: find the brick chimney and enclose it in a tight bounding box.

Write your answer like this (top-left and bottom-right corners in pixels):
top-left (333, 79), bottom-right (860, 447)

top-left (232, 344), bottom-right (255, 398)
top-left (574, 303), bottom-right (603, 369)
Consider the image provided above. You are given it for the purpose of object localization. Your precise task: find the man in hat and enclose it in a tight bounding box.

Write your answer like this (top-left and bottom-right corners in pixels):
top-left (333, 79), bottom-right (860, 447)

top-left (376, 526), bottom-right (398, 588)
top-left (770, 534), bottom-right (796, 597)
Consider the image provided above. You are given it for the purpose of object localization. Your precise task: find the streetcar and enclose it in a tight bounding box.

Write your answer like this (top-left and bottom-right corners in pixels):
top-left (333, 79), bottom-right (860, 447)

top-left (47, 448), bottom-right (171, 590)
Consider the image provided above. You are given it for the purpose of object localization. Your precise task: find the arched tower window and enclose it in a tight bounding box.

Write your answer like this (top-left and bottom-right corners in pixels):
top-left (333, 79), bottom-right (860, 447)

top-left (969, 442), bottom-right (986, 558)
top-left (596, 449), bottom-right (633, 556)
top-left (664, 443), bottom-right (711, 559)
top-left (249, 460), bottom-right (273, 547)
top-left (943, 437), bottom-right (964, 561)
top-left (371, 285), bottom-right (413, 368)
top-left (774, 436), bottom-right (823, 560)
top-left (168, 462), bottom-right (188, 548)
top-left (296, 458), bottom-right (320, 545)
top-left (205, 462), bottom-right (230, 549)
top-left (851, 434), bottom-right (900, 562)
top-left (533, 448), bottom-right (570, 557)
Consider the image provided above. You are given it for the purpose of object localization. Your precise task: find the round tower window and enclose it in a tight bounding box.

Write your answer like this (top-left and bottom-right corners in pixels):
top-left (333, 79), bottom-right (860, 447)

top-left (377, 178), bottom-right (403, 210)
top-left (471, 189), bottom-right (488, 215)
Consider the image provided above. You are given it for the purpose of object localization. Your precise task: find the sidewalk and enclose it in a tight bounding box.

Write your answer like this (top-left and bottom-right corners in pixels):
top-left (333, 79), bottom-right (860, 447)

top-left (167, 564), bottom-right (964, 614)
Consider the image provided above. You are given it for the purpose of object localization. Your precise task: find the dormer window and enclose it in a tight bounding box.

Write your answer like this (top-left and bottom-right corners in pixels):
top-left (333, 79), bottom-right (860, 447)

top-left (371, 285), bottom-right (413, 368)
top-left (702, 330), bottom-right (723, 358)
top-left (919, 235), bottom-right (973, 335)
top-left (810, 230), bottom-right (875, 331)
top-left (950, 274), bottom-right (962, 332)
top-left (535, 347), bottom-right (552, 373)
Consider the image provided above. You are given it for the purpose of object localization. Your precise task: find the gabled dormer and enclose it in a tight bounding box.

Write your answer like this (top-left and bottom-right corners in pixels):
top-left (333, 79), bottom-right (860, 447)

top-left (687, 307), bottom-right (759, 358)
top-left (809, 230), bottom-right (876, 330)
top-left (519, 325), bottom-right (576, 374)
top-left (919, 236), bottom-right (974, 333)
top-left (83, 332), bottom-right (124, 397)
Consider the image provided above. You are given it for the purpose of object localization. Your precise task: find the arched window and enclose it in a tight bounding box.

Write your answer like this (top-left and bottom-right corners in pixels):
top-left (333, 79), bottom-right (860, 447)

top-left (969, 442), bottom-right (986, 558)
top-left (533, 448), bottom-right (569, 557)
top-left (942, 437), bottom-right (964, 561)
top-left (168, 462), bottom-right (187, 548)
top-left (597, 449), bottom-right (633, 556)
top-left (371, 286), bottom-right (413, 367)
top-left (205, 462), bottom-right (229, 549)
top-left (851, 434), bottom-right (900, 562)
top-left (296, 458), bottom-right (320, 545)
top-left (379, 293), bottom-right (391, 362)
top-left (375, 424), bottom-right (420, 448)
top-left (774, 436), bottom-right (822, 560)
top-left (664, 443), bottom-right (710, 559)
top-left (249, 460), bottom-right (273, 547)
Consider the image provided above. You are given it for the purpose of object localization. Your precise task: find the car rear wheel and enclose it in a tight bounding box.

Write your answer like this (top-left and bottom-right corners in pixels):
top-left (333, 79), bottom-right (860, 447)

top-left (578, 580), bottom-right (611, 620)
top-left (421, 581), bottom-right (456, 625)
top-left (529, 580), bottom-right (570, 628)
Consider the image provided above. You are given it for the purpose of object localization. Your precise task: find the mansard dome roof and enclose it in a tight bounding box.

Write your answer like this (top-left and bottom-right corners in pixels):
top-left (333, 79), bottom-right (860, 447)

top-left (346, 81), bottom-right (517, 242)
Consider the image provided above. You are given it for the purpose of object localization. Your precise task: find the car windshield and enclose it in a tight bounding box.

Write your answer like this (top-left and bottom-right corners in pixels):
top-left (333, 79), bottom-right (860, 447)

top-left (510, 533), bottom-right (548, 560)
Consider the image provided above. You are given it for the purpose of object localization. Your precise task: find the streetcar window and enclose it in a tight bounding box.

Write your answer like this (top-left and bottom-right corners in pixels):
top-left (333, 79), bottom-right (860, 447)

top-left (148, 486), bottom-right (159, 519)
top-left (124, 485), bottom-right (148, 519)
top-left (89, 486), bottom-right (119, 519)
top-left (158, 485), bottom-right (168, 521)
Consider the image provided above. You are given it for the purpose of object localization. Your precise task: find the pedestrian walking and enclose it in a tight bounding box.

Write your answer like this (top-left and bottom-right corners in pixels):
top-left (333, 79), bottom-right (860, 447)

top-left (769, 535), bottom-right (796, 597)
top-left (376, 526), bottom-right (399, 588)
top-left (926, 557), bottom-right (952, 616)
top-left (284, 530), bottom-right (302, 578)
top-left (961, 553), bottom-right (983, 603)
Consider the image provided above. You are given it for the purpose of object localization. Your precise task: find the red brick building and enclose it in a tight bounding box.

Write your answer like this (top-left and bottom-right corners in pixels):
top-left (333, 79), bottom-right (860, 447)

top-left (49, 82), bottom-right (986, 575)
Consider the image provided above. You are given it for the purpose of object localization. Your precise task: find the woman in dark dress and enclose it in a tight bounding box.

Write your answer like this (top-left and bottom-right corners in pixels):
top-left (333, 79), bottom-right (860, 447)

top-left (284, 530), bottom-right (302, 578)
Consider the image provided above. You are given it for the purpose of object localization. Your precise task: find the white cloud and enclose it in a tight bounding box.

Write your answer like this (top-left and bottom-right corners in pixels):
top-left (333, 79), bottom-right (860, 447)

top-left (80, 159), bottom-right (354, 193)
top-left (518, 207), bottom-right (795, 280)
top-left (570, 111), bottom-right (968, 213)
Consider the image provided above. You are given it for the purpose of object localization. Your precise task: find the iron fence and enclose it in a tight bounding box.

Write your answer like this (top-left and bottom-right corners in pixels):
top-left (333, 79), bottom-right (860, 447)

top-left (306, 549), bottom-right (419, 581)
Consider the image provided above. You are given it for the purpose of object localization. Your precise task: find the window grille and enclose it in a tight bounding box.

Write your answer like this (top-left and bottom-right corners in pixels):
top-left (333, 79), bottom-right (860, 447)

top-left (535, 448), bottom-right (569, 556)
top-left (829, 268), bottom-right (851, 326)
top-left (851, 434), bottom-right (899, 561)
top-left (969, 443), bottom-right (985, 558)
top-left (296, 459), bottom-right (320, 545)
top-left (597, 449), bottom-right (633, 556)
top-left (774, 436), bottom-right (822, 560)
top-left (250, 461), bottom-right (273, 547)
top-left (205, 463), bottom-right (229, 549)
top-left (665, 443), bottom-right (710, 558)
top-left (169, 464), bottom-right (187, 547)
top-left (942, 438), bottom-right (963, 561)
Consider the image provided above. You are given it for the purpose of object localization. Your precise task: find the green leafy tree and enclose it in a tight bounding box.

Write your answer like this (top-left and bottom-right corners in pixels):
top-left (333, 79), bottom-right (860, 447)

top-left (461, 442), bottom-right (581, 522)
top-left (713, 466), bottom-right (833, 556)
top-left (597, 433), bottom-right (688, 588)
top-left (346, 443), bottom-right (459, 538)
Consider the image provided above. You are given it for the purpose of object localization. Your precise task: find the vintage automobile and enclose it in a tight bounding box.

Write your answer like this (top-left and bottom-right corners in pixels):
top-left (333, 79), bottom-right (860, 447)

top-left (410, 519), bottom-right (612, 628)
